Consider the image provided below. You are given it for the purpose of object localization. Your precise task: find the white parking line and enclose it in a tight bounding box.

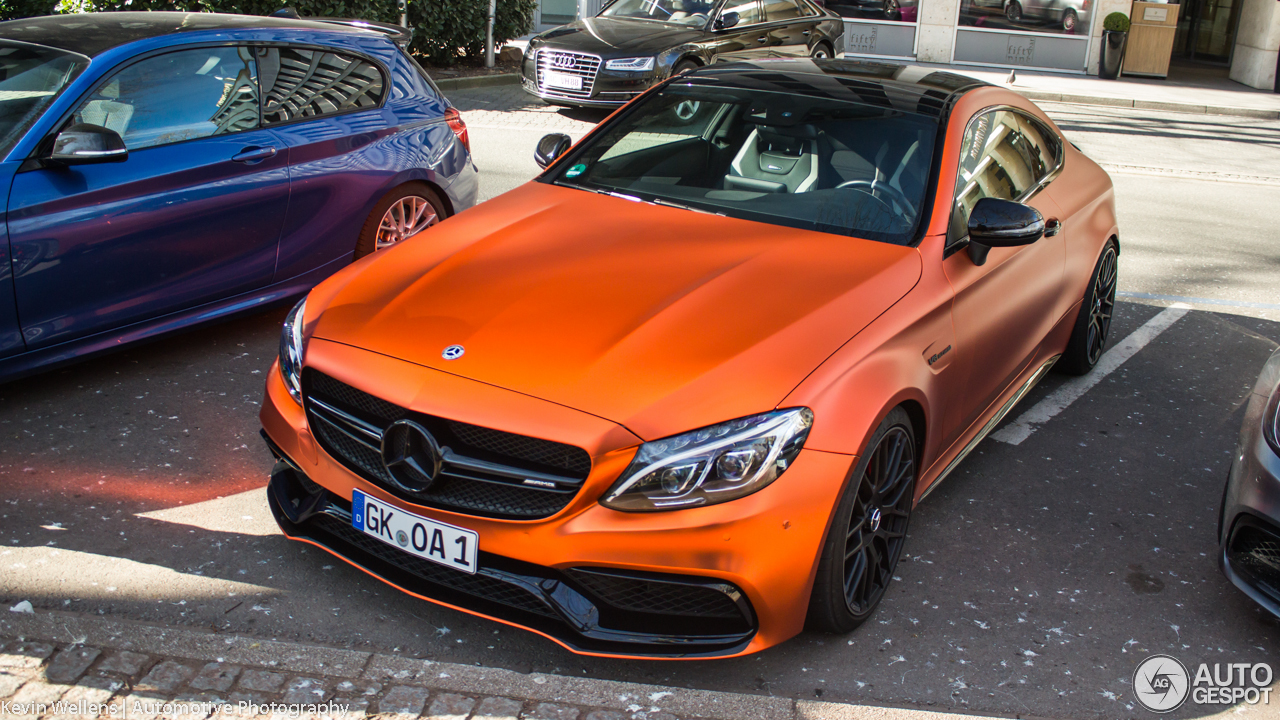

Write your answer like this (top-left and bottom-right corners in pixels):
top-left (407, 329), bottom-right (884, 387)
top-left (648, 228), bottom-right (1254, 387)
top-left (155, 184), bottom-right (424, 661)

top-left (990, 302), bottom-right (1192, 445)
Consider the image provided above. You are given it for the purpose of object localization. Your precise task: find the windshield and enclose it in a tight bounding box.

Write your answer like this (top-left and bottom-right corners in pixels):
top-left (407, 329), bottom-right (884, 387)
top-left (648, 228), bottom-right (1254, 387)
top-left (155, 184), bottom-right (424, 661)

top-left (0, 41), bottom-right (89, 158)
top-left (599, 0), bottom-right (715, 26)
top-left (547, 84), bottom-right (938, 245)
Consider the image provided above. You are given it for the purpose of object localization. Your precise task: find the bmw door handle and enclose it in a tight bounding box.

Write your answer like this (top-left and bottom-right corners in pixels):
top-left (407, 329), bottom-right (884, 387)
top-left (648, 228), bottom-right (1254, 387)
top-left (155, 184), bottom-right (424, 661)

top-left (757, 36), bottom-right (768, 43)
top-left (232, 146), bottom-right (278, 164)
top-left (1044, 218), bottom-right (1063, 237)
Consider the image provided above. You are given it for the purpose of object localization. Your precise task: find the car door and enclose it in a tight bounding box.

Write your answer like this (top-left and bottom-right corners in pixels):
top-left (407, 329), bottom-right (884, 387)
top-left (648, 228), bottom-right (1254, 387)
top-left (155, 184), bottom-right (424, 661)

top-left (942, 108), bottom-right (1066, 428)
top-left (760, 0), bottom-right (816, 55)
top-left (710, 0), bottom-right (775, 62)
top-left (7, 45), bottom-right (290, 350)
top-left (252, 44), bottom-right (396, 280)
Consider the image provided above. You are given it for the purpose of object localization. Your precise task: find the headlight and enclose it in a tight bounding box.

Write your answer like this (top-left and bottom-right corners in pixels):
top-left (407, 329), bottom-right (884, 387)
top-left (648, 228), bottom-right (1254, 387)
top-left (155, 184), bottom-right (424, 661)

top-left (605, 57), bottom-right (655, 71)
top-left (1256, 349), bottom-right (1280, 456)
top-left (279, 297), bottom-right (307, 405)
top-left (601, 408), bottom-right (813, 512)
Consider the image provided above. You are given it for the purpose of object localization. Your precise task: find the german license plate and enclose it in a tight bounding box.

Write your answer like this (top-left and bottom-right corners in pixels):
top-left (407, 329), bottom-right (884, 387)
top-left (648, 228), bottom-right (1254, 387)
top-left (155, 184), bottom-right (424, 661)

top-left (352, 489), bottom-right (478, 574)
top-left (544, 71), bottom-right (583, 90)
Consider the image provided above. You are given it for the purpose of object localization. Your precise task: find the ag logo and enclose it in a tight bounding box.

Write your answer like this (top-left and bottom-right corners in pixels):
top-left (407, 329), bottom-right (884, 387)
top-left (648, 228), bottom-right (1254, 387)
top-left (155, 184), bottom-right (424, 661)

top-left (1134, 654), bottom-right (1190, 713)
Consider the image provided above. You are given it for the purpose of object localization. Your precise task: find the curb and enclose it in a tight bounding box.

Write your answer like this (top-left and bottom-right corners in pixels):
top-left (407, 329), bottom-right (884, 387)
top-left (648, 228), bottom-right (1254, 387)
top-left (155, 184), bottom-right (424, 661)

top-left (1017, 89), bottom-right (1280, 119)
top-left (431, 73), bottom-right (521, 92)
top-left (0, 610), bottom-right (1013, 720)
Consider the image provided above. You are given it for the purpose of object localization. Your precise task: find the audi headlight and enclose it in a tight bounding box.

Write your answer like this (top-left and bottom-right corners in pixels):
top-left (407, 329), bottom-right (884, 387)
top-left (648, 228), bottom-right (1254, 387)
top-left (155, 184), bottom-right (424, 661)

top-left (279, 297), bottom-right (306, 405)
top-left (601, 408), bottom-right (813, 512)
top-left (605, 56), bottom-right (655, 72)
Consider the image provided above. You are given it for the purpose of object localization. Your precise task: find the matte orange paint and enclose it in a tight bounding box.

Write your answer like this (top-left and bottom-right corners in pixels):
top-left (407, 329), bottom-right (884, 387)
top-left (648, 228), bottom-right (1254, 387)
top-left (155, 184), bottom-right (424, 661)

top-left (260, 85), bottom-right (1118, 658)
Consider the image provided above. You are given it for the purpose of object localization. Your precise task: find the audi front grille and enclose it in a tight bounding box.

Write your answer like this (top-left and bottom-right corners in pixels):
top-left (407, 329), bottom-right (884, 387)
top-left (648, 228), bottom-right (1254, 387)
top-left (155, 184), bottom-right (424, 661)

top-left (535, 49), bottom-right (603, 101)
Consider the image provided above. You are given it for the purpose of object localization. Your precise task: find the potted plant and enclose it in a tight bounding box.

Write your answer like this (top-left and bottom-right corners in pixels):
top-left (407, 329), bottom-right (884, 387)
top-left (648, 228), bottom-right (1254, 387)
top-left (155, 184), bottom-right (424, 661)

top-left (1100, 11), bottom-right (1130, 79)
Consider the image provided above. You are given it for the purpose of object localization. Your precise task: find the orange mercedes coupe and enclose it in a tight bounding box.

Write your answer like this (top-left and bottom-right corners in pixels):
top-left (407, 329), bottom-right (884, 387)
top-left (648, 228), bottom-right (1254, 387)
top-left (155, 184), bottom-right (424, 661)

top-left (260, 59), bottom-right (1119, 659)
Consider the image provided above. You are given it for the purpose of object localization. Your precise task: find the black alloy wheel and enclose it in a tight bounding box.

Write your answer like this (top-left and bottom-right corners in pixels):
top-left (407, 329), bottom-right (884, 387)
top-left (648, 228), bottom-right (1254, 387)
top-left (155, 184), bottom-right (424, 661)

top-left (811, 42), bottom-right (834, 58)
top-left (1062, 8), bottom-right (1078, 32)
top-left (1005, 0), bottom-right (1023, 22)
top-left (883, 0), bottom-right (900, 19)
top-left (1084, 245), bottom-right (1118, 364)
top-left (1056, 240), bottom-right (1119, 375)
top-left (807, 407), bottom-right (916, 633)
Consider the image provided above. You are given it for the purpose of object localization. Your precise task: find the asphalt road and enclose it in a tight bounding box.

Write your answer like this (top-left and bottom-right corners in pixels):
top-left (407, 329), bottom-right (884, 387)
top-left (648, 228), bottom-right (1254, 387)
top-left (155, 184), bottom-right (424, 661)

top-left (2, 93), bottom-right (1278, 720)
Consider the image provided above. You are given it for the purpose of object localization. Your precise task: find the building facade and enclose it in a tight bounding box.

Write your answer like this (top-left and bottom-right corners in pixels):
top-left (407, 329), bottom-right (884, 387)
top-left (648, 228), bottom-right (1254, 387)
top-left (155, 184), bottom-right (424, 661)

top-left (533, 0), bottom-right (1279, 89)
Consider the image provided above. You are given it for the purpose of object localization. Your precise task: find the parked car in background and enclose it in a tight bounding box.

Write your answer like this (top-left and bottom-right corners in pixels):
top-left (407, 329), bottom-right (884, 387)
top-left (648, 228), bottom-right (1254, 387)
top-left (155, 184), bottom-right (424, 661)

top-left (522, 0), bottom-right (844, 108)
top-left (0, 12), bottom-right (477, 384)
top-left (963, 0), bottom-right (1089, 33)
top-left (1219, 346), bottom-right (1280, 619)
top-left (823, 0), bottom-right (917, 22)
top-left (262, 59), bottom-right (1121, 658)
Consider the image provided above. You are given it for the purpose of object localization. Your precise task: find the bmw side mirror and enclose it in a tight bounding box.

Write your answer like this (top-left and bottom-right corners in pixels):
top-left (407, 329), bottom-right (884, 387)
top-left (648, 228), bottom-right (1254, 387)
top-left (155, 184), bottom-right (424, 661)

top-left (49, 123), bottom-right (128, 166)
top-left (535, 133), bottom-right (572, 169)
top-left (966, 197), bottom-right (1044, 266)
top-left (714, 11), bottom-right (740, 29)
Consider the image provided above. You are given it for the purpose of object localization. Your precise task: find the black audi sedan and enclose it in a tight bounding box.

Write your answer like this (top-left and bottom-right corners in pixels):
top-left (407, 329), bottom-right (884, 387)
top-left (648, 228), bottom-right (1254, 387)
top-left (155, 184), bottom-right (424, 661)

top-left (1220, 346), bottom-right (1280, 618)
top-left (522, 0), bottom-right (845, 107)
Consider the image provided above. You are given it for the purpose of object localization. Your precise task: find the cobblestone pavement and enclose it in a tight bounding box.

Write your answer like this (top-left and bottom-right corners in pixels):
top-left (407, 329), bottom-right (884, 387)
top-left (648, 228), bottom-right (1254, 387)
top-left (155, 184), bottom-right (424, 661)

top-left (448, 85), bottom-right (608, 133)
top-left (0, 613), bottom-right (992, 720)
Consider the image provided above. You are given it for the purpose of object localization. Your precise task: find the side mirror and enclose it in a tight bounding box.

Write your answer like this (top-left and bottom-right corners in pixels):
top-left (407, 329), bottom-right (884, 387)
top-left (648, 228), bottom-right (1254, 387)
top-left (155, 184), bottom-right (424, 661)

top-left (966, 197), bottom-right (1044, 266)
top-left (535, 133), bottom-right (572, 169)
top-left (49, 123), bottom-right (128, 165)
top-left (714, 11), bottom-right (740, 29)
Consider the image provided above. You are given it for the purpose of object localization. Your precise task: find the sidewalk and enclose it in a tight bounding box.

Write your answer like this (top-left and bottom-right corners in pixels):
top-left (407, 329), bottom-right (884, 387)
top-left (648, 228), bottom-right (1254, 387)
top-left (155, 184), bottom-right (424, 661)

top-left (0, 610), bottom-right (1005, 720)
top-left (930, 59), bottom-right (1280, 118)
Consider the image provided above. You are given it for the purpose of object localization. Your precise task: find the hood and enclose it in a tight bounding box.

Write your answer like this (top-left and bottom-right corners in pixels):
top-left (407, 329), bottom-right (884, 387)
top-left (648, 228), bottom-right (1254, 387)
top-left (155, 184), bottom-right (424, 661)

top-left (310, 183), bottom-right (921, 441)
top-left (534, 17), bottom-right (706, 57)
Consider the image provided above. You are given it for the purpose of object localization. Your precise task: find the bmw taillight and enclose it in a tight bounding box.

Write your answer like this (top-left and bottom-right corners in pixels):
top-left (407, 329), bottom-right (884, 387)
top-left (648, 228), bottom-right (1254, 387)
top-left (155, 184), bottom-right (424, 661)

top-left (444, 107), bottom-right (470, 153)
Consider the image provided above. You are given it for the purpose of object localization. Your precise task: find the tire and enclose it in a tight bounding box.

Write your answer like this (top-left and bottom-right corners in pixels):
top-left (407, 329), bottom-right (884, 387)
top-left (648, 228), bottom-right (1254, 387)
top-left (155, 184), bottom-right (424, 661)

top-left (354, 183), bottom-right (447, 260)
top-left (1005, 0), bottom-right (1022, 22)
top-left (811, 42), bottom-right (834, 58)
top-left (1056, 239), bottom-right (1119, 376)
top-left (883, 0), bottom-right (900, 19)
top-left (807, 407), bottom-right (917, 633)
top-left (673, 59), bottom-right (700, 76)
top-left (1062, 8), bottom-right (1078, 32)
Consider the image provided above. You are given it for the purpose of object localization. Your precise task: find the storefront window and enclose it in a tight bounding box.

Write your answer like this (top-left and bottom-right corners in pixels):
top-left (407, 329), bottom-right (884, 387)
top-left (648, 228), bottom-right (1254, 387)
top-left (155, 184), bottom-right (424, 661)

top-left (819, 0), bottom-right (918, 59)
top-left (957, 0), bottom-right (1092, 37)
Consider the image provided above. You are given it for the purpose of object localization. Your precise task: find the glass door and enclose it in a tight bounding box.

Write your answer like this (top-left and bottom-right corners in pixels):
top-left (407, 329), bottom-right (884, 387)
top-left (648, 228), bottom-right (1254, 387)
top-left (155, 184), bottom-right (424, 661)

top-left (1174, 0), bottom-right (1242, 63)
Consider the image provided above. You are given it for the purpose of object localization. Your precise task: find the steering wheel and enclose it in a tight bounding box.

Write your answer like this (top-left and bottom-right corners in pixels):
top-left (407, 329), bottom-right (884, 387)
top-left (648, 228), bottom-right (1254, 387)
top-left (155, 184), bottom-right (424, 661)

top-left (835, 178), bottom-right (912, 213)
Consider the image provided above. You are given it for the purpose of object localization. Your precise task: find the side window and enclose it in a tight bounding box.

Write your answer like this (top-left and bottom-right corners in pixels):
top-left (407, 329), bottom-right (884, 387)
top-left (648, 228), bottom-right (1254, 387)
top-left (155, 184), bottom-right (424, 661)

top-left (1016, 113), bottom-right (1062, 184)
top-left (763, 0), bottom-right (805, 21)
top-left (950, 110), bottom-right (1038, 240)
top-left (70, 46), bottom-right (259, 151)
top-left (258, 47), bottom-right (386, 125)
top-left (722, 0), bottom-right (764, 25)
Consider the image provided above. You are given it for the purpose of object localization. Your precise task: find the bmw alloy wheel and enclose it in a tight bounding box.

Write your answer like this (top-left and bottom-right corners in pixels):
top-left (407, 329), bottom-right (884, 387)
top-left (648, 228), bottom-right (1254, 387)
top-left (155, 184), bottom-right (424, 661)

top-left (376, 195), bottom-right (439, 250)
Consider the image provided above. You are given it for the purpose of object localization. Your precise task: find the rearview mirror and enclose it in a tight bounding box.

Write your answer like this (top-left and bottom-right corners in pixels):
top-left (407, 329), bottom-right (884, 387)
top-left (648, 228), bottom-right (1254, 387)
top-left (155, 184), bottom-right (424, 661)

top-left (535, 133), bottom-right (572, 169)
top-left (714, 11), bottom-right (740, 29)
top-left (50, 123), bottom-right (128, 165)
top-left (966, 197), bottom-right (1044, 266)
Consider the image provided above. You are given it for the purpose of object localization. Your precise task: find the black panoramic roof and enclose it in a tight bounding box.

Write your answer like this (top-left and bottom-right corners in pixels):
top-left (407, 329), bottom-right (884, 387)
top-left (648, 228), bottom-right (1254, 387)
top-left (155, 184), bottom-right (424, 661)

top-left (683, 58), bottom-right (991, 119)
top-left (0, 12), bottom-right (373, 57)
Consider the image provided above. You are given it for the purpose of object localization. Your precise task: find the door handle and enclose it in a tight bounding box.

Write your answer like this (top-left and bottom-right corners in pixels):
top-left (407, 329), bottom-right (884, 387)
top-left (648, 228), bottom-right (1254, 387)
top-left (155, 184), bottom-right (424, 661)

top-left (802, 29), bottom-right (811, 35)
top-left (232, 146), bottom-right (278, 163)
top-left (758, 36), bottom-right (769, 43)
top-left (1044, 218), bottom-right (1062, 237)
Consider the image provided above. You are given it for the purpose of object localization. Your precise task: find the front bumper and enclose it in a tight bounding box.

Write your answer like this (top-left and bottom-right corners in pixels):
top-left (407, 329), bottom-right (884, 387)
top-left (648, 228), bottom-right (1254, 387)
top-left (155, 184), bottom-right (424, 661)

top-left (259, 340), bottom-right (855, 659)
top-left (520, 51), bottom-right (656, 108)
top-left (1219, 365), bottom-right (1280, 619)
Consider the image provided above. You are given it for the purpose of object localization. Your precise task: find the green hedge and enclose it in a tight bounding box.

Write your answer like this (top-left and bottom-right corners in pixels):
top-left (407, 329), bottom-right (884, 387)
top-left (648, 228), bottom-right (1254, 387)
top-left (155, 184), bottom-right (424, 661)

top-left (1102, 11), bottom-right (1129, 32)
top-left (0, 0), bottom-right (535, 65)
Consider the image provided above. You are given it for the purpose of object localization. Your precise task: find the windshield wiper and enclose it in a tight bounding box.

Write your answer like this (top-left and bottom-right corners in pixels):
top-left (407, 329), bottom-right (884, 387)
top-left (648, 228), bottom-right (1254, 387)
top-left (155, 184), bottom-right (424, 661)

top-left (648, 197), bottom-right (724, 216)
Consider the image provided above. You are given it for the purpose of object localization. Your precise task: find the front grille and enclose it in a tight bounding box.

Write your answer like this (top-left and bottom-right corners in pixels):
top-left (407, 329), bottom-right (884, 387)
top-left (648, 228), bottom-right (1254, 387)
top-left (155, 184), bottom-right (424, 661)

top-left (310, 512), bottom-right (557, 618)
top-left (304, 370), bottom-right (591, 520)
top-left (567, 568), bottom-right (746, 619)
top-left (535, 50), bottom-right (602, 101)
top-left (1229, 522), bottom-right (1280, 600)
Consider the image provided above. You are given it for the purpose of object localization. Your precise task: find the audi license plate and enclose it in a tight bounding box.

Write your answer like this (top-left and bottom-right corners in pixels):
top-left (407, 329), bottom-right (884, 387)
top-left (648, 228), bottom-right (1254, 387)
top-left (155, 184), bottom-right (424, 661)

top-left (543, 71), bottom-right (582, 90)
top-left (352, 489), bottom-right (478, 574)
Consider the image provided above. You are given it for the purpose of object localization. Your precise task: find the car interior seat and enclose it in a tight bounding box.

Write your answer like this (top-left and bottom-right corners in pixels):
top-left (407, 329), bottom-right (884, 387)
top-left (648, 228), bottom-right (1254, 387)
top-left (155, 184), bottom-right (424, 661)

top-left (725, 124), bottom-right (819, 194)
top-left (78, 79), bottom-right (134, 137)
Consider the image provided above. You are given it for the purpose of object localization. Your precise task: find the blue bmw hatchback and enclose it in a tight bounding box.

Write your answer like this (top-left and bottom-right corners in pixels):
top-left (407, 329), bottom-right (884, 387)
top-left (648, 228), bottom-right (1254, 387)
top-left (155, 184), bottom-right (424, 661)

top-left (0, 12), bottom-right (478, 382)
